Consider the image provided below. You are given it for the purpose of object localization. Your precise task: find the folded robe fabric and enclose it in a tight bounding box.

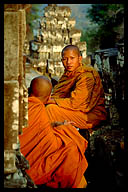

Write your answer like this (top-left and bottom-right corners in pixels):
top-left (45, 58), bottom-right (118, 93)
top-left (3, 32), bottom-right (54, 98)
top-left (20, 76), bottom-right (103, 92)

top-left (19, 96), bottom-right (88, 188)
top-left (46, 65), bottom-right (107, 129)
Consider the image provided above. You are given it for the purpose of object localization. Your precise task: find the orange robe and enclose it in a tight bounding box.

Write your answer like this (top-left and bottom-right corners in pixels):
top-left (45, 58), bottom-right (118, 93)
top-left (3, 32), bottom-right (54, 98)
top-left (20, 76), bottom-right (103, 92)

top-left (46, 65), bottom-right (107, 129)
top-left (19, 96), bottom-right (88, 188)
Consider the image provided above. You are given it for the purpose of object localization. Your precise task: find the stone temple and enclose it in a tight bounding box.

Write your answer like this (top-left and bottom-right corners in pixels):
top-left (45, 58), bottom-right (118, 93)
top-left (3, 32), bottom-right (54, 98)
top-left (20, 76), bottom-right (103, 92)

top-left (26, 4), bottom-right (87, 84)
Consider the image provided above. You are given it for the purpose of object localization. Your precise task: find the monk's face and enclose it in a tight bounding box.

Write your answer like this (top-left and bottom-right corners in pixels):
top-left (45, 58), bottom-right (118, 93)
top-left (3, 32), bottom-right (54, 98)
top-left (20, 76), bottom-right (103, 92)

top-left (62, 49), bottom-right (82, 72)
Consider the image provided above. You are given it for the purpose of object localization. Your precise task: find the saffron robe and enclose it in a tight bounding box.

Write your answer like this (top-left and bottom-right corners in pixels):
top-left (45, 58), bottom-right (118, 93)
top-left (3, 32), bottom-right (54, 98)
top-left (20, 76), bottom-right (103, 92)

top-left (46, 65), bottom-right (107, 129)
top-left (19, 97), bottom-right (88, 188)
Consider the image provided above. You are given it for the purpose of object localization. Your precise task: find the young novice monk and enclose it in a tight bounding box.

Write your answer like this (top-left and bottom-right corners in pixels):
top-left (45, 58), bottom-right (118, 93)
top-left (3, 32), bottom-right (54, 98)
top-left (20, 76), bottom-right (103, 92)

top-left (19, 76), bottom-right (88, 188)
top-left (46, 45), bottom-right (107, 130)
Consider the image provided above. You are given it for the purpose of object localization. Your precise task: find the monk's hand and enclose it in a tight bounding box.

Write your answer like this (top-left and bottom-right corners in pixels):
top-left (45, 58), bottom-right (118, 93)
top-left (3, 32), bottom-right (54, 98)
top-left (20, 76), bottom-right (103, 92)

top-left (63, 120), bottom-right (77, 127)
top-left (51, 121), bottom-right (64, 127)
top-left (51, 120), bottom-right (76, 128)
top-left (46, 97), bottom-right (56, 104)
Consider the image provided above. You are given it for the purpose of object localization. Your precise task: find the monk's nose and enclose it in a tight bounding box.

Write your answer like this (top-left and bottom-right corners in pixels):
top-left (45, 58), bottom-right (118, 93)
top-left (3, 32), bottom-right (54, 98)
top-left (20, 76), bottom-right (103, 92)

top-left (67, 58), bottom-right (71, 64)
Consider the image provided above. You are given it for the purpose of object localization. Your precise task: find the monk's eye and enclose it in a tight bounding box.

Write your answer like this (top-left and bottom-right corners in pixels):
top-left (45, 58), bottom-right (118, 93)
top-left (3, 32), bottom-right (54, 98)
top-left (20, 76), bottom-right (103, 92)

top-left (62, 58), bottom-right (67, 61)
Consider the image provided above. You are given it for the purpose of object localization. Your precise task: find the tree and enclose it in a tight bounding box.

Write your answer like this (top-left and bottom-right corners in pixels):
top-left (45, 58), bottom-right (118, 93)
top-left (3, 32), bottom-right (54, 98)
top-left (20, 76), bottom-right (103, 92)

top-left (26, 4), bottom-right (43, 40)
top-left (87, 4), bottom-right (124, 26)
top-left (81, 4), bottom-right (124, 52)
top-left (81, 24), bottom-right (100, 53)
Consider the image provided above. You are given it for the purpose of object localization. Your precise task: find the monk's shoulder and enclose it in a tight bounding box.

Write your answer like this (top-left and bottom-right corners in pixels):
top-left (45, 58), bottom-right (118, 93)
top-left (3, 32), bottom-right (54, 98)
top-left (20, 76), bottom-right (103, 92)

top-left (82, 65), bottom-right (101, 79)
top-left (82, 65), bottom-right (96, 73)
top-left (28, 97), bottom-right (45, 115)
top-left (76, 66), bottom-right (95, 80)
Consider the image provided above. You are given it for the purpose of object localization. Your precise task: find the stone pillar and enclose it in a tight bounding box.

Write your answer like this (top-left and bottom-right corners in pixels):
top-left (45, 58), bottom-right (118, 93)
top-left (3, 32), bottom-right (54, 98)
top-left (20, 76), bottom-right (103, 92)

top-left (4, 7), bottom-right (21, 174)
top-left (4, 4), bottom-right (36, 188)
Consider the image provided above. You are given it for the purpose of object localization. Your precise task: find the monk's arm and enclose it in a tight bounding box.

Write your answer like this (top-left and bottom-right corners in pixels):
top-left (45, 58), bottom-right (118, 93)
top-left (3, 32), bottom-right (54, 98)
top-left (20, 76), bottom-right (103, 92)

top-left (52, 73), bottom-right (95, 111)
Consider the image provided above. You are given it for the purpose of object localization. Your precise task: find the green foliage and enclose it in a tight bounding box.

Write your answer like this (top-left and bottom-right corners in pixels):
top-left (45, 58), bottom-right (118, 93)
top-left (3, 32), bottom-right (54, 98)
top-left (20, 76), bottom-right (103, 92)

top-left (87, 4), bottom-right (124, 26)
top-left (81, 25), bottom-right (100, 53)
top-left (83, 4), bottom-right (124, 52)
top-left (26, 4), bottom-right (43, 33)
top-left (87, 4), bottom-right (109, 25)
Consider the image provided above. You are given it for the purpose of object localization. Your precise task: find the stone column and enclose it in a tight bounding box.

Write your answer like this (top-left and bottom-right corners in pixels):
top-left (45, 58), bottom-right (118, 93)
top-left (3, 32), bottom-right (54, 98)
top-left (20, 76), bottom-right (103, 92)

top-left (4, 7), bottom-right (21, 175)
top-left (4, 4), bottom-right (36, 188)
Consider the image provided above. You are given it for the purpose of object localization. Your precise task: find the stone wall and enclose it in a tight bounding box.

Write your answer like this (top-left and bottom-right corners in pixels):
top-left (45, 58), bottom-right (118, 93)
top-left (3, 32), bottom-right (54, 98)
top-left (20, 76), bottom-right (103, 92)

top-left (93, 42), bottom-right (124, 127)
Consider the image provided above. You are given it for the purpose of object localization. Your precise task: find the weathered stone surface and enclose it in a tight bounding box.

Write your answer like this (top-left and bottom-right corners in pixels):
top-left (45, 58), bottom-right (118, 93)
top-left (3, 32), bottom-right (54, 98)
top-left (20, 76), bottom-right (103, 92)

top-left (4, 81), bottom-right (19, 149)
top-left (4, 12), bottom-right (19, 80)
top-left (69, 28), bottom-right (81, 38)
top-left (4, 150), bottom-right (17, 174)
top-left (25, 65), bottom-right (42, 88)
top-left (4, 4), bottom-right (31, 11)
top-left (68, 18), bottom-right (76, 28)
top-left (4, 5), bottom-right (29, 185)
top-left (76, 41), bottom-right (87, 51)
top-left (4, 149), bottom-right (37, 188)
top-left (94, 44), bottom-right (124, 105)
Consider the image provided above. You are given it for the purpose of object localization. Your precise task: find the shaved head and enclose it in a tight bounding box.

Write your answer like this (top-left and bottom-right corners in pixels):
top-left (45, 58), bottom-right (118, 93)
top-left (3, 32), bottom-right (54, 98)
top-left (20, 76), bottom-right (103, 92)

top-left (62, 45), bottom-right (81, 57)
top-left (29, 76), bottom-right (52, 103)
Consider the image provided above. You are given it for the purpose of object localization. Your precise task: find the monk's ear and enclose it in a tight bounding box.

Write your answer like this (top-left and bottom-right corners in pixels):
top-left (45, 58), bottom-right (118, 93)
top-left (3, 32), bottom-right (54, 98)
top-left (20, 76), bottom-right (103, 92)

top-left (79, 56), bottom-right (82, 65)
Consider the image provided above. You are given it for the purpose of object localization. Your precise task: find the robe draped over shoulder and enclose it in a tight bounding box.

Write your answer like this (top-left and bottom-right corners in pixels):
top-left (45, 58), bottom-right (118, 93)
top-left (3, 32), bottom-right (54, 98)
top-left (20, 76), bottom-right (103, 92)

top-left (19, 96), bottom-right (88, 188)
top-left (46, 66), bottom-right (107, 129)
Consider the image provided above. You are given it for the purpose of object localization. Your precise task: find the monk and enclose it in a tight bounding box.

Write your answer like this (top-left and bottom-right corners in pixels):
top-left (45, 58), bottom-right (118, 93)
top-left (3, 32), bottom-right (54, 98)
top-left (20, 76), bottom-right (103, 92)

top-left (19, 76), bottom-right (88, 188)
top-left (46, 45), bottom-right (107, 130)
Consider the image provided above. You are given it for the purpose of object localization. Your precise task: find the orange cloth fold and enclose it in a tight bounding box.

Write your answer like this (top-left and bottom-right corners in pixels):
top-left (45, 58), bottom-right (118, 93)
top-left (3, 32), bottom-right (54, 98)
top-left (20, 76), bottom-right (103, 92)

top-left (19, 96), bottom-right (88, 188)
top-left (46, 66), bottom-right (107, 129)
top-left (77, 176), bottom-right (87, 188)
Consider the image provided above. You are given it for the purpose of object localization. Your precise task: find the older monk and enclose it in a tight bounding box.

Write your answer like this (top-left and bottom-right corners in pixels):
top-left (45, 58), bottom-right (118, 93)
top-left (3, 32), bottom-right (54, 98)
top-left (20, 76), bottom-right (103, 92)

top-left (19, 76), bottom-right (88, 188)
top-left (46, 45), bottom-right (107, 130)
